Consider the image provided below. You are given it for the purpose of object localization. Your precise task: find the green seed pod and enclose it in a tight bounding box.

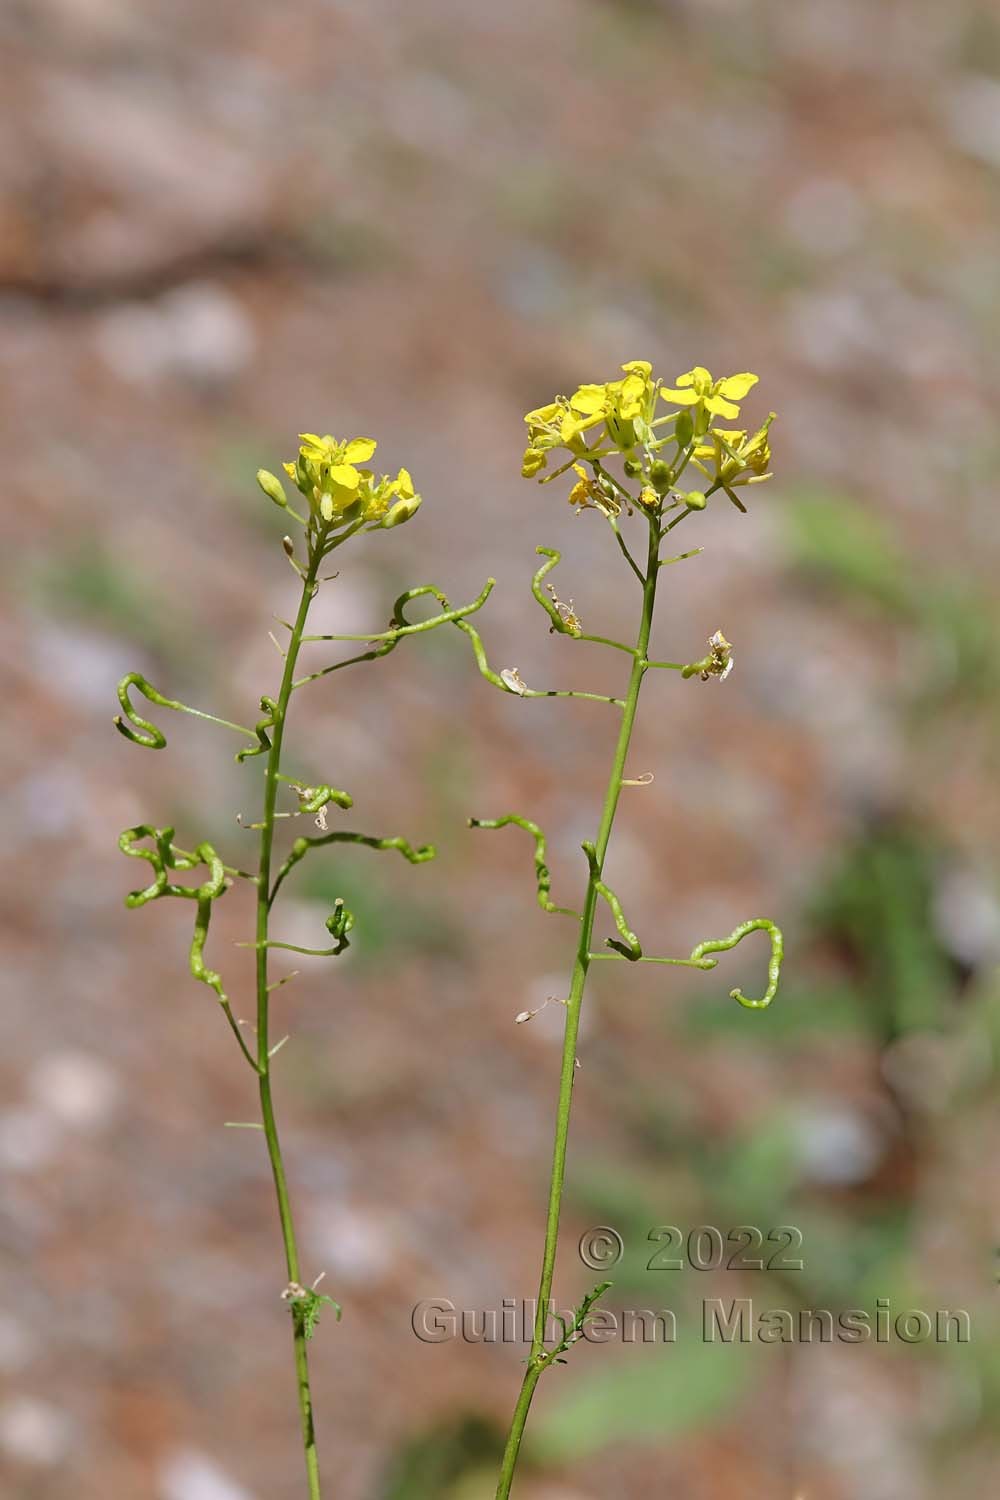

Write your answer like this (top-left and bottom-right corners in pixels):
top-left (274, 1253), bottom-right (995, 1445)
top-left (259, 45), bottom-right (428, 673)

top-left (257, 469), bottom-right (288, 508)
top-left (649, 460), bottom-right (674, 496)
top-left (675, 410), bottom-right (694, 448)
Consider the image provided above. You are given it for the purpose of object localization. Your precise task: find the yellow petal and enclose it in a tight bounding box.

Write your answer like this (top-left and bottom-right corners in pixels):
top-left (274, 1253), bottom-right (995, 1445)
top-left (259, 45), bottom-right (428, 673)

top-left (395, 466), bottom-right (415, 498)
top-left (569, 384), bottom-right (607, 415)
top-left (328, 463), bottom-right (361, 490)
top-left (620, 359), bottom-right (652, 378)
top-left (704, 395), bottom-right (740, 419)
top-left (716, 373), bottom-right (758, 400)
top-left (344, 438), bottom-right (377, 462)
top-left (660, 387), bottom-right (700, 406)
top-left (319, 495), bottom-right (335, 521)
top-left (524, 401), bottom-right (561, 427)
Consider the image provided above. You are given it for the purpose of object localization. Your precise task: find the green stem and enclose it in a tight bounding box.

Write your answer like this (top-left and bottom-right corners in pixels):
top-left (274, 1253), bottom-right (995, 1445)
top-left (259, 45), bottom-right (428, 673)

top-left (255, 541), bottom-right (324, 1500)
top-left (494, 513), bottom-right (662, 1499)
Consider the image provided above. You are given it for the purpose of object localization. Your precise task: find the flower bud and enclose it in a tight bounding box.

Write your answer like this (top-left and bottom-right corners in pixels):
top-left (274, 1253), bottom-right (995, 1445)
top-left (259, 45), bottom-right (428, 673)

top-left (649, 460), bottom-right (674, 496)
top-left (381, 493), bottom-right (423, 528)
top-left (684, 490), bottom-right (707, 510)
top-left (622, 457), bottom-right (643, 479)
top-left (257, 469), bottom-right (288, 508)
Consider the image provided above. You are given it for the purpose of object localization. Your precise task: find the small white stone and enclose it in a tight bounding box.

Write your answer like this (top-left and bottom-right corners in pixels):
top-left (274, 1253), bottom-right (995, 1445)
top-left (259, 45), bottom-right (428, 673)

top-left (305, 1204), bottom-right (393, 1286)
top-left (0, 1397), bottom-right (73, 1466)
top-left (29, 1051), bottom-right (119, 1131)
top-left (795, 1105), bottom-right (884, 1186)
top-left (942, 75), bottom-right (1000, 168)
top-left (158, 1449), bottom-right (257, 1500)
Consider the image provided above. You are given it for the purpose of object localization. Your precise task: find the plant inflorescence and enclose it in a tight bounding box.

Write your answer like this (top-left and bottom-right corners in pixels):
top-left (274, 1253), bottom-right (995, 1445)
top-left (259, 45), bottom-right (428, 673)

top-left (474, 359), bottom-right (783, 1497)
top-left (115, 432), bottom-right (493, 1500)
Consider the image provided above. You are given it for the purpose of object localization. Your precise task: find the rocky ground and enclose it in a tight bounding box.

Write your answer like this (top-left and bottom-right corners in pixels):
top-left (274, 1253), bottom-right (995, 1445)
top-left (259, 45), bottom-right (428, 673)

top-left (1, 2), bottom-right (999, 1497)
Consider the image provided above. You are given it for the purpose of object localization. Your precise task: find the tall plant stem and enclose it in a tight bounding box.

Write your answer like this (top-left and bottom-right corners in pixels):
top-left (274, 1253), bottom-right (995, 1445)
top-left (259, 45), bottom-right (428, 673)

top-left (255, 542), bottom-right (324, 1500)
top-left (495, 513), bottom-right (662, 1499)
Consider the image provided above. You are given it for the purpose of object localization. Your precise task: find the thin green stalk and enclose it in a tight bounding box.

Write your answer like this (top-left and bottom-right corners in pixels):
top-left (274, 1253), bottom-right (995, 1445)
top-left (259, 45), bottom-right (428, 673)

top-left (255, 542), bottom-right (324, 1500)
top-left (495, 512), bottom-right (662, 1499)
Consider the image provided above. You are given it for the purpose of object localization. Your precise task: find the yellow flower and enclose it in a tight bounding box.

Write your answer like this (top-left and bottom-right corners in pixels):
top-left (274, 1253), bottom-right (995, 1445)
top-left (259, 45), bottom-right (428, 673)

top-left (693, 414), bottom-right (775, 486)
top-left (602, 359), bottom-right (656, 452)
top-left (282, 434), bottom-right (420, 528)
top-left (660, 368), bottom-right (758, 423)
top-left (521, 360), bottom-right (658, 479)
top-left (521, 360), bottom-right (774, 525)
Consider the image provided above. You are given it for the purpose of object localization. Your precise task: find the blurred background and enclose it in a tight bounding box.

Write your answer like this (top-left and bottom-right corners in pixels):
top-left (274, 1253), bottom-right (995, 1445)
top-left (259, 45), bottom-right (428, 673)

top-left (1, 1), bottom-right (999, 1497)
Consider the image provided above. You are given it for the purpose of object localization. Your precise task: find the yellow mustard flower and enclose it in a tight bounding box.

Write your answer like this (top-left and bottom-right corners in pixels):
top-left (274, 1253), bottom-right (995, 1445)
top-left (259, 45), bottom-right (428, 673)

top-left (692, 414), bottom-right (775, 488)
top-left (602, 359), bottom-right (657, 453)
top-left (283, 434), bottom-right (421, 528)
top-left (521, 360), bottom-right (660, 477)
top-left (660, 367), bottom-right (758, 422)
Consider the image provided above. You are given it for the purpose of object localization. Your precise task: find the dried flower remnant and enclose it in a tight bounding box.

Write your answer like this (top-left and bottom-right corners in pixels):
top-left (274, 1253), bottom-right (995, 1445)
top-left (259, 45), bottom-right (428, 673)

top-left (682, 629), bottom-right (734, 682)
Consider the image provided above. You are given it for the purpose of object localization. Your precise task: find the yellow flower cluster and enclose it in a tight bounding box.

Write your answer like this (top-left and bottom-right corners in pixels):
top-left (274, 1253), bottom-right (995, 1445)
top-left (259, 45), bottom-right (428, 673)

top-left (522, 359), bottom-right (659, 478)
top-left (258, 434), bottom-right (421, 530)
top-left (521, 360), bottom-right (775, 514)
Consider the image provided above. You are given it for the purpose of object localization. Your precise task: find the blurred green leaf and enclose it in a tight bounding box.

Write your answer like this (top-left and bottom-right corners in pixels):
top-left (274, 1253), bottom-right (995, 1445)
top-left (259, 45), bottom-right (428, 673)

top-left (535, 1335), bottom-right (754, 1459)
top-left (378, 1414), bottom-right (501, 1500)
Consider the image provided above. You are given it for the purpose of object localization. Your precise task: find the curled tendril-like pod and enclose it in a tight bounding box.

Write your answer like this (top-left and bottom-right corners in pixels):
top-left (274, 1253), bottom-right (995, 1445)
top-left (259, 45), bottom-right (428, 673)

top-left (532, 548), bottom-right (581, 637)
top-left (115, 673), bottom-right (256, 752)
top-left (324, 899), bottom-right (355, 954)
top-left (268, 829), bottom-right (436, 909)
top-left (468, 815), bottom-right (579, 919)
top-left (119, 824), bottom-right (226, 906)
top-left (119, 825), bottom-right (234, 1005)
top-left (257, 899), bottom-right (357, 958)
top-left (688, 918), bottom-right (783, 1009)
top-left (298, 785), bottom-right (353, 816)
top-left (236, 696), bottom-right (279, 763)
top-left (291, 578), bottom-right (497, 691)
top-left (452, 618), bottom-right (624, 707)
top-left (114, 673), bottom-right (178, 749)
top-left (582, 841), bottom-right (642, 959)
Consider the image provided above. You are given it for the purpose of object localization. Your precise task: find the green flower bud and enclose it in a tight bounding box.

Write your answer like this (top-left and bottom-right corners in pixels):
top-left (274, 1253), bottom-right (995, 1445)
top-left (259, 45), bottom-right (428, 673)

top-left (675, 410), bottom-right (694, 448)
top-left (622, 457), bottom-right (644, 479)
top-left (684, 490), bottom-right (707, 510)
top-left (382, 493), bottom-right (423, 528)
top-left (257, 469), bottom-right (288, 508)
top-left (649, 460), bottom-right (674, 496)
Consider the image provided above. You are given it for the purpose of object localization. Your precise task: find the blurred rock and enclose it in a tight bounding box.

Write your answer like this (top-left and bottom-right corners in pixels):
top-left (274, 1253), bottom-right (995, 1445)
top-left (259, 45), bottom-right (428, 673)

top-left (783, 177), bottom-right (866, 257)
top-left (932, 863), bottom-right (1000, 967)
top-left (942, 75), bottom-right (1000, 167)
top-left (793, 1103), bottom-right (885, 1186)
top-left (93, 282), bottom-right (256, 387)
